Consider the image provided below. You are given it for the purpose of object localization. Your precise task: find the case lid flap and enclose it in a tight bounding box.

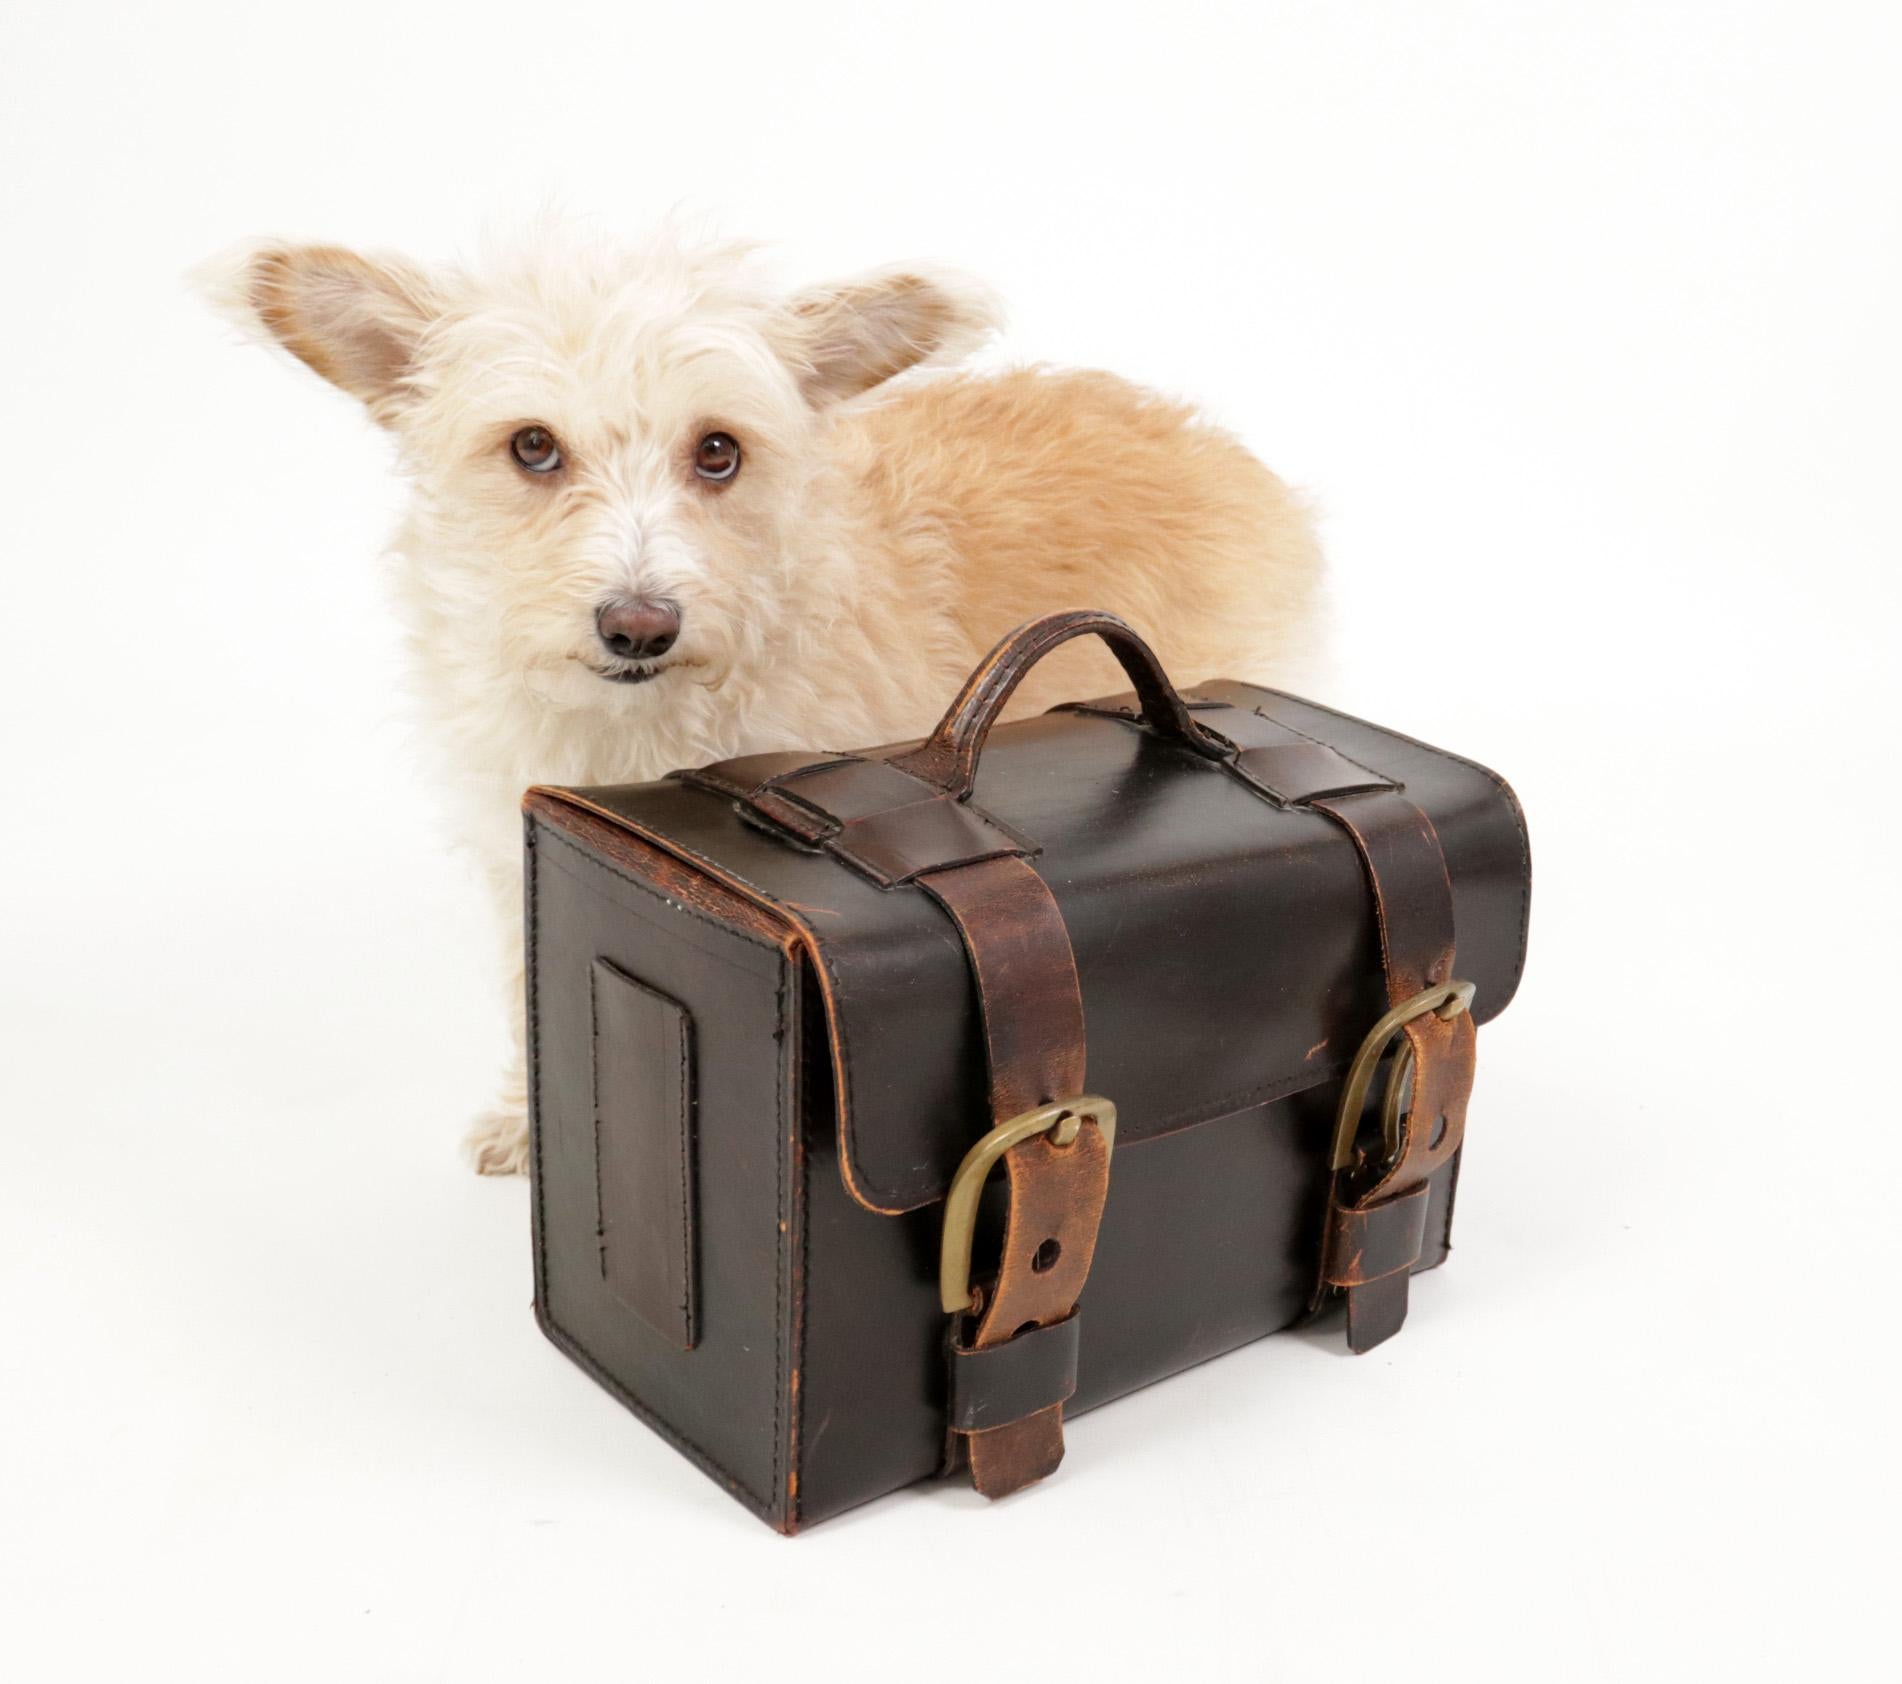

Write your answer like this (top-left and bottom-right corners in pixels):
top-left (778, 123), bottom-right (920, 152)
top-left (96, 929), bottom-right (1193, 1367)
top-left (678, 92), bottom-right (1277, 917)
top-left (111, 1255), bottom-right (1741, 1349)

top-left (534, 684), bottom-right (1529, 1215)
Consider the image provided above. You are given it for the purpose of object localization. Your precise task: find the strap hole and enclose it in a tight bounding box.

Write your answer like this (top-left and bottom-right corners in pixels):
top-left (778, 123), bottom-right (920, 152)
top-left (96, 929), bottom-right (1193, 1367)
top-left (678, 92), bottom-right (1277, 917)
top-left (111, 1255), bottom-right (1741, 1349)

top-left (1031, 1238), bottom-right (1062, 1272)
top-left (1429, 1114), bottom-right (1449, 1150)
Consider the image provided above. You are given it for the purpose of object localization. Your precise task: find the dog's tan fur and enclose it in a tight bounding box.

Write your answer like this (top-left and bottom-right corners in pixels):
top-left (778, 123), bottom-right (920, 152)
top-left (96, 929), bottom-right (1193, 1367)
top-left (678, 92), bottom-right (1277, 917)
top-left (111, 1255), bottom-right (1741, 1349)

top-left (205, 224), bottom-right (1325, 1173)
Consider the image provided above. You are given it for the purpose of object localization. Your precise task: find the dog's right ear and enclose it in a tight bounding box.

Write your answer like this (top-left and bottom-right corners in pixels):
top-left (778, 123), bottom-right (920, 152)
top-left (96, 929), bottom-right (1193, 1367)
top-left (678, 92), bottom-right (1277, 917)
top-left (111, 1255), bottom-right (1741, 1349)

top-left (773, 267), bottom-right (1002, 405)
top-left (197, 243), bottom-right (440, 426)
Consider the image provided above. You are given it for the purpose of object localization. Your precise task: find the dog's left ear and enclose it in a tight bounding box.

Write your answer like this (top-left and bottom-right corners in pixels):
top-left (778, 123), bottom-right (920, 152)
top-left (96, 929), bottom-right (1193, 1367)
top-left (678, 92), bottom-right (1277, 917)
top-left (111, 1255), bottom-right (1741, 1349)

top-left (776, 269), bottom-right (1001, 404)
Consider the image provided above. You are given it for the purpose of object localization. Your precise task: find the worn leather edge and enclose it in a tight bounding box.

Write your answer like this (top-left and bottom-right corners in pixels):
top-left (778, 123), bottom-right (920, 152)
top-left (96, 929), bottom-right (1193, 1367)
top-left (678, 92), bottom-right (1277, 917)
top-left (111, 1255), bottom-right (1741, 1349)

top-left (779, 954), bottom-right (811, 1534)
top-left (528, 788), bottom-right (909, 1217)
top-left (526, 810), bottom-right (803, 1529)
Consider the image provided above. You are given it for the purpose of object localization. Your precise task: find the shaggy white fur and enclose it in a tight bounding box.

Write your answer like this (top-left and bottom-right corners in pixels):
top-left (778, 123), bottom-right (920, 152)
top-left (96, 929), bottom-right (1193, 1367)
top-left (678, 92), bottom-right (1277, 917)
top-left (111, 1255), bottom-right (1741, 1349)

top-left (205, 223), bottom-right (1326, 1174)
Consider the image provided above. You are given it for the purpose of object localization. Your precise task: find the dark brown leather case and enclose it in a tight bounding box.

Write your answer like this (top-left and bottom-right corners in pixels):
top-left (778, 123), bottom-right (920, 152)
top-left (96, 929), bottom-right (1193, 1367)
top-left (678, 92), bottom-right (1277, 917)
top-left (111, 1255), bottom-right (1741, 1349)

top-left (523, 612), bottom-right (1530, 1531)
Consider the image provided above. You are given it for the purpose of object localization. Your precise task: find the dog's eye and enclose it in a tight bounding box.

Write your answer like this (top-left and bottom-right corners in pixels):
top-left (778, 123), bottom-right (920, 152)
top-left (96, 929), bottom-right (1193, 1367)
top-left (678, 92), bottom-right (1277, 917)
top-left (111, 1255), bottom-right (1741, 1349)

top-left (694, 432), bottom-right (742, 483)
top-left (510, 426), bottom-right (563, 475)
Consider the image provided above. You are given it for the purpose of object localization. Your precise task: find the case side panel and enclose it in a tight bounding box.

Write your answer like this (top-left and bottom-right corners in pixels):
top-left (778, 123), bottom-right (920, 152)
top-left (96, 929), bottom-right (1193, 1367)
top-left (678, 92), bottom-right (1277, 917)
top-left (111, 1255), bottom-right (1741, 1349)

top-left (527, 808), bottom-right (799, 1528)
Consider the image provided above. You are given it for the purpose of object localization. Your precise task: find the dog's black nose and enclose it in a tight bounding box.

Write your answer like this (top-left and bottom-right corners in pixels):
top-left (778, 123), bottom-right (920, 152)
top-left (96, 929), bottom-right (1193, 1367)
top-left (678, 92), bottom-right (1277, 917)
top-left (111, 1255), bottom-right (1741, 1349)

top-left (596, 598), bottom-right (681, 661)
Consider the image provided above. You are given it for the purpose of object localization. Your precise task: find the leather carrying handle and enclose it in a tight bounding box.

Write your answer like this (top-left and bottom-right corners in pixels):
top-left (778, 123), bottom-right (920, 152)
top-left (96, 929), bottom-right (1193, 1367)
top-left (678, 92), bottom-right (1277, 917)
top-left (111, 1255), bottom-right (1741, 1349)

top-left (891, 610), bottom-right (1225, 802)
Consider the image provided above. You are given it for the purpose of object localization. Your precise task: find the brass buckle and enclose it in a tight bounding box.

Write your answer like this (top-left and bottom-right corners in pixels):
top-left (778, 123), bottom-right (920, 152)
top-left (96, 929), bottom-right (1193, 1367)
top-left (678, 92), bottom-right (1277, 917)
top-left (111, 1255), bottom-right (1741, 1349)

top-left (1329, 980), bottom-right (1476, 1174)
top-left (939, 1097), bottom-right (1117, 1315)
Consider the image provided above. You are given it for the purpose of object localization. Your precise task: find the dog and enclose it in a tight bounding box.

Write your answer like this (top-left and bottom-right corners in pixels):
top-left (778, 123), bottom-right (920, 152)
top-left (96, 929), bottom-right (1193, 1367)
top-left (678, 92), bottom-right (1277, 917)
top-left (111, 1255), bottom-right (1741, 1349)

top-left (204, 223), bottom-right (1325, 1174)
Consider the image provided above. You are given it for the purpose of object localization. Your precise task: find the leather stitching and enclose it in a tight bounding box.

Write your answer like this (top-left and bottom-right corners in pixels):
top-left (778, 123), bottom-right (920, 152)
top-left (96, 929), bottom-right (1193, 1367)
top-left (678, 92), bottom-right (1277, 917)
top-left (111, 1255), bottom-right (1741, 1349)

top-left (528, 816), bottom-right (547, 1261)
top-left (588, 965), bottom-right (608, 1281)
top-left (770, 958), bottom-right (785, 1518)
top-left (794, 1102), bottom-right (810, 1531)
top-left (784, 969), bottom-right (810, 1531)
top-left (674, 1005), bottom-right (692, 1331)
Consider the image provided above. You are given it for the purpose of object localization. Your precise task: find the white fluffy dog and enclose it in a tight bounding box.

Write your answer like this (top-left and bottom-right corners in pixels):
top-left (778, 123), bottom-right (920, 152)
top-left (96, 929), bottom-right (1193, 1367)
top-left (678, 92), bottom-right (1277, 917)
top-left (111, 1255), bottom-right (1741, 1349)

top-left (206, 225), bottom-right (1324, 1174)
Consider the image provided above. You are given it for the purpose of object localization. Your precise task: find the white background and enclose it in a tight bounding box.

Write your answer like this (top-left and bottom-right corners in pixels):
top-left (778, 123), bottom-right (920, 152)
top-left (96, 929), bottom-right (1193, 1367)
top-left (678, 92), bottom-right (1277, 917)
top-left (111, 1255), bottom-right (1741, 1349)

top-left (3, 3), bottom-right (1896, 1679)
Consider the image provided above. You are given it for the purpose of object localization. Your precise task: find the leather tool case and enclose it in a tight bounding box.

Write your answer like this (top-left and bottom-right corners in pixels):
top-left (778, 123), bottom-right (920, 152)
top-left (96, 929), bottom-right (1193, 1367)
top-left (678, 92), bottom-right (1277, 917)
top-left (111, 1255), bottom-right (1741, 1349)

top-left (522, 610), bottom-right (1530, 1531)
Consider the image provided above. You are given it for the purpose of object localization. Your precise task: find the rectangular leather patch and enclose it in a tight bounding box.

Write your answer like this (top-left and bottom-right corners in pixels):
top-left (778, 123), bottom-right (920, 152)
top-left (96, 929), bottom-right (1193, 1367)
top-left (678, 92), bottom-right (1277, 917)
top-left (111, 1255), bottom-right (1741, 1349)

top-left (1235, 739), bottom-right (1394, 805)
top-left (831, 797), bottom-right (1028, 885)
top-left (590, 959), bottom-right (697, 1348)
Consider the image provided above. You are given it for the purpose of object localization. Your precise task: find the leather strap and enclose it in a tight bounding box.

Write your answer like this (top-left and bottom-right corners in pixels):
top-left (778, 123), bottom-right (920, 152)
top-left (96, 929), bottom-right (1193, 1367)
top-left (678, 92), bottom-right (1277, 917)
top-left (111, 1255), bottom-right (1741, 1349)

top-left (679, 751), bottom-right (1030, 885)
top-left (895, 854), bottom-right (1107, 1494)
top-left (1186, 693), bottom-right (1477, 1352)
top-left (948, 1312), bottom-right (1080, 1433)
top-left (917, 856), bottom-right (1085, 1119)
top-left (1309, 790), bottom-right (1457, 1006)
top-left (956, 1120), bottom-right (1108, 1494)
top-left (689, 737), bottom-right (1109, 1497)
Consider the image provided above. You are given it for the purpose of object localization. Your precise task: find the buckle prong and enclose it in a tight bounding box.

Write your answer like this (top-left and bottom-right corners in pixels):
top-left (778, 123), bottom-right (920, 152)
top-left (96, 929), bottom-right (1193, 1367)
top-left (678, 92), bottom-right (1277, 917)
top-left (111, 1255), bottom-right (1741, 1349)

top-left (939, 1097), bottom-right (1117, 1314)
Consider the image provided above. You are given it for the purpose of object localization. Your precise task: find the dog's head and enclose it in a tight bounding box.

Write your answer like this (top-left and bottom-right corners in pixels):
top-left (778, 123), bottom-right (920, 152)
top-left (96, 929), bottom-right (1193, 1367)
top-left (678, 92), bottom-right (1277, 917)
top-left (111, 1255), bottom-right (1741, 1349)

top-left (205, 228), bottom-right (998, 709)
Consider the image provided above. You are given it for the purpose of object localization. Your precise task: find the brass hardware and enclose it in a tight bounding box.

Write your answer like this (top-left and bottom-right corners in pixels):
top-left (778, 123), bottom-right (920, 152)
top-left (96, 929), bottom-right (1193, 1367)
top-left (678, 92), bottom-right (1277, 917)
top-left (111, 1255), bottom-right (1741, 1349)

top-left (939, 1097), bottom-right (1117, 1315)
top-left (1329, 981), bottom-right (1476, 1174)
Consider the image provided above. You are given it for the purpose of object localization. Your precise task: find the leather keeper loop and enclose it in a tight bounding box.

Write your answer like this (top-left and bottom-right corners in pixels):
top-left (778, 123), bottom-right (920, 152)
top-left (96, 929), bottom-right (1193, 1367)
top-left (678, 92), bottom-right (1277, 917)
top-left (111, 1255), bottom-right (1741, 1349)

top-left (947, 1312), bottom-right (1081, 1434)
top-left (1325, 1182), bottom-right (1430, 1288)
top-left (746, 788), bottom-right (836, 844)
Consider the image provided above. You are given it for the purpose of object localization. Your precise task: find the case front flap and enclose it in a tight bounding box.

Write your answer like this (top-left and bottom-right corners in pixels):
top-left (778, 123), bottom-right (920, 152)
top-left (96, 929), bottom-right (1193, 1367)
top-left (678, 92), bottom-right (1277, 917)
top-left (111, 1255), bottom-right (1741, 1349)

top-left (535, 685), bottom-right (1529, 1215)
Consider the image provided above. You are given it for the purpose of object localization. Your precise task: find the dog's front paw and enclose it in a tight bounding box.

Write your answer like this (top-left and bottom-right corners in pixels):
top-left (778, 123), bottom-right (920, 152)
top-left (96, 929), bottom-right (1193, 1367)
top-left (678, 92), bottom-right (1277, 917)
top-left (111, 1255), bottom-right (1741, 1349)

top-left (465, 1102), bottom-right (531, 1177)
